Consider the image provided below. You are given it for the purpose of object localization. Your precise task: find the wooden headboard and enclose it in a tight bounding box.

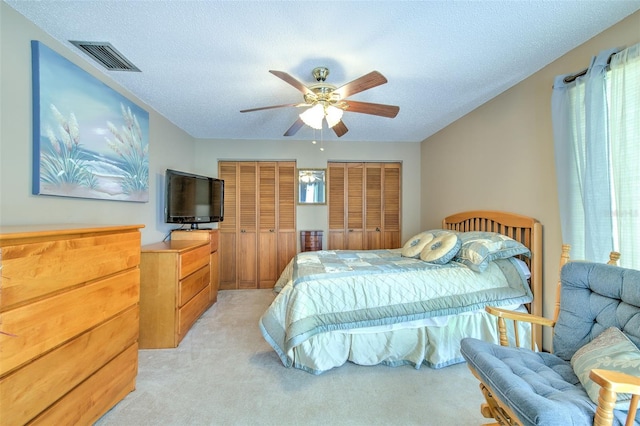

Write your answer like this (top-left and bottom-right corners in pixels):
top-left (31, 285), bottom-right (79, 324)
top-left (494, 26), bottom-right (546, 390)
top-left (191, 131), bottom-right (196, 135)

top-left (442, 210), bottom-right (543, 349)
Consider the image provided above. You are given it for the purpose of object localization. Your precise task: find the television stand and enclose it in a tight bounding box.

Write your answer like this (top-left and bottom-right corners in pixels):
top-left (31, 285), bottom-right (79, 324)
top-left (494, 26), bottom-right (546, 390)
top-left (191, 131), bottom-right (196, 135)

top-left (174, 224), bottom-right (211, 231)
top-left (190, 223), bottom-right (211, 230)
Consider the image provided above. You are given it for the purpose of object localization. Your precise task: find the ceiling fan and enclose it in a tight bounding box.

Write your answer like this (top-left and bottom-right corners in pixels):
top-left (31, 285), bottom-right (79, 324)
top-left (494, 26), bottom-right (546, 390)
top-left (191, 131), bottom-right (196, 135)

top-left (240, 67), bottom-right (399, 138)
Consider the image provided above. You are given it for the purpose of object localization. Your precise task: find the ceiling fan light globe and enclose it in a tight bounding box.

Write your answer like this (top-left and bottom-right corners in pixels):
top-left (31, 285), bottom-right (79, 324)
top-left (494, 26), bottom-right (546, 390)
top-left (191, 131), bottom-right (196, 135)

top-left (325, 105), bottom-right (344, 128)
top-left (299, 104), bottom-right (324, 130)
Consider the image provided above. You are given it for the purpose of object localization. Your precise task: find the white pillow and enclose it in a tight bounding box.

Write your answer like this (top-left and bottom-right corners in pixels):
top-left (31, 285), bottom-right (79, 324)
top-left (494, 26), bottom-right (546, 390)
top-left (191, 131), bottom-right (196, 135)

top-left (401, 232), bottom-right (434, 258)
top-left (420, 232), bottom-right (461, 264)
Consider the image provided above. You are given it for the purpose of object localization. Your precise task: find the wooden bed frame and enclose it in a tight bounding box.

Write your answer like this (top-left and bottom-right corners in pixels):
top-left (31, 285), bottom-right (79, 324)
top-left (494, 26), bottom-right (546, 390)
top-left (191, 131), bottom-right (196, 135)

top-left (442, 210), bottom-right (543, 349)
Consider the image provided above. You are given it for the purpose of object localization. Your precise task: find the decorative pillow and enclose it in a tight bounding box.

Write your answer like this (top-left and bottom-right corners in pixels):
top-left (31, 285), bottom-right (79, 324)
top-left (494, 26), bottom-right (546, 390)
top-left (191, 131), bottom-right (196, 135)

top-left (455, 231), bottom-right (531, 273)
top-left (420, 232), bottom-right (461, 264)
top-left (401, 232), bottom-right (434, 258)
top-left (571, 327), bottom-right (640, 410)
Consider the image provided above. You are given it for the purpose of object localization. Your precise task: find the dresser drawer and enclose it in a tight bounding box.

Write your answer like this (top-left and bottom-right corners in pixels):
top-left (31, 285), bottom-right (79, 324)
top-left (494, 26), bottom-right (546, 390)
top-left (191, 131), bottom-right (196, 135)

top-left (0, 269), bottom-right (139, 376)
top-left (0, 231), bottom-right (140, 309)
top-left (0, 306), bottom-right (138, 425)
top-left (171, 229), bottom-right (218, 253)
top-left (177, 286), bottom-right (210, 342)
top-left (31, 343), bottom-right (138, 426)
top-left (178, 244), bottom-right (210, 279)
top-left (178, 265), bottom-right (209, 307)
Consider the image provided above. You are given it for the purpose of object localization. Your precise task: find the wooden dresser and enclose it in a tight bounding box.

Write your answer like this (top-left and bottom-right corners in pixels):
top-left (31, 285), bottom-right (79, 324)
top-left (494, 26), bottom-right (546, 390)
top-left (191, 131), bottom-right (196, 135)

top-left (300, 230), bottom-right (323, 252)
top-left (0, 224), bottom-right (143, 425)
top-left (139, 239), bottom-right (211, 348)
top-left (170, 229), bottom-right (219, 305)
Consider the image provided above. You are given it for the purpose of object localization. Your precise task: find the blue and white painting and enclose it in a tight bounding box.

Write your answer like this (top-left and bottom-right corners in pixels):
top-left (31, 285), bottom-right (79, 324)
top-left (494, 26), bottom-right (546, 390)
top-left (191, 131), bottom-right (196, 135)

top-left (31, 41), bottom-right (149, 202)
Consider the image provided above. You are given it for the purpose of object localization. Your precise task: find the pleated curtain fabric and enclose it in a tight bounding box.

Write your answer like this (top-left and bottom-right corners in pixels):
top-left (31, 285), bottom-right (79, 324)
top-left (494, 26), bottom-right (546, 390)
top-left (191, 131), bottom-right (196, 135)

top-left (552, 43), bottom-right (640, 268)
top-left (608, 43), bottom-right (640, 269)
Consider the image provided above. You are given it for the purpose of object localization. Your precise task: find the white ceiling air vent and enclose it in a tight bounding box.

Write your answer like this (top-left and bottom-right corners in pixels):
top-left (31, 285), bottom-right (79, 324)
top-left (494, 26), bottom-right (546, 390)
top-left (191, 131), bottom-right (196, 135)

top-left (69, 41), bottom-right (141, 72)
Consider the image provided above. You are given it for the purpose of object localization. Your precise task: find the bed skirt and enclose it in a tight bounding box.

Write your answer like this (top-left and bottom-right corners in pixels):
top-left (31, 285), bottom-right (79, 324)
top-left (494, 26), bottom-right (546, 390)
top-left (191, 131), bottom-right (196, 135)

top-left (264, 306), bottom-right (531, 375)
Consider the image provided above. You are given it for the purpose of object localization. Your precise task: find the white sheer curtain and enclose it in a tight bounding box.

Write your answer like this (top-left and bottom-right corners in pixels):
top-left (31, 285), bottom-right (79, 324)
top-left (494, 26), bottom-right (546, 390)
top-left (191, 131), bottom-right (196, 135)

top-left (552, 43), bottom-right (640, 268)
top-left (609, 43), bottom-right (640, 268)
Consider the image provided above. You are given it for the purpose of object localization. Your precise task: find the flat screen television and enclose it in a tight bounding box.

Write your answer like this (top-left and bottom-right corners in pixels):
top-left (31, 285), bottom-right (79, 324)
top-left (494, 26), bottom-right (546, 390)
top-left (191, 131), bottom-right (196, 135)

top-left (165, 169), bottom-right (224, 228)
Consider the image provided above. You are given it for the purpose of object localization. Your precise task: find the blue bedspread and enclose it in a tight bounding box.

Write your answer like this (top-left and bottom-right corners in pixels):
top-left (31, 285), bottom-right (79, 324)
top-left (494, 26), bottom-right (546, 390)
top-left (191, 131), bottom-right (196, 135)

top-left (260, 249), bottom-right (533, 368)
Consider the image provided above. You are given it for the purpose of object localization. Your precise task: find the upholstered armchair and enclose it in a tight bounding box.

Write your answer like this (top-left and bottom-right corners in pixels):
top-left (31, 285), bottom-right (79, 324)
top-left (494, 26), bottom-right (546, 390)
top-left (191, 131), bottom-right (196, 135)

top-left (461, 249), bottom-right (640, 426)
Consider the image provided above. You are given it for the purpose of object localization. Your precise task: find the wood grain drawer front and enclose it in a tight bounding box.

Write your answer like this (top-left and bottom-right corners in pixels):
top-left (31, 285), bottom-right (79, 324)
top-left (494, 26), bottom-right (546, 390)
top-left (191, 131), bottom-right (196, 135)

top-left (178, 244), bottom-right (210, 279)
top-left (0, 306), bottom-right (138, 425)
top-left (30, 343), bottom-right (138, 426)
top-left (178, 265), bottom-right (209, 307)
top-left (210, 230), bottom-right (219, 252)
top-left (0, 230), bottom-right (140, 309)
top-left (171, 229), bottom-right (218, 253)
top-left (178, 286), bottom-right (210, 342)
top-left (0, 269), bottom-right (139, 376)
top-left (300, 230), bottom-right (323, 252)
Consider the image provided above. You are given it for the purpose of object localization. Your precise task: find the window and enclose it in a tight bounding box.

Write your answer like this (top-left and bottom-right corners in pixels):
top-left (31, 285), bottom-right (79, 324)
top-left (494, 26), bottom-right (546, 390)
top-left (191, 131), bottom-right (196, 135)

top-left (552, 43), bottom-right (640, 268)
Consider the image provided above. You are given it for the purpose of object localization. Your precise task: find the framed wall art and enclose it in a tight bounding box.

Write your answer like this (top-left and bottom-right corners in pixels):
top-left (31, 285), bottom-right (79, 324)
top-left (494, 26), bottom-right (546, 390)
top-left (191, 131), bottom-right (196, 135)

top-left (31, 41), bottom-right (150, 202)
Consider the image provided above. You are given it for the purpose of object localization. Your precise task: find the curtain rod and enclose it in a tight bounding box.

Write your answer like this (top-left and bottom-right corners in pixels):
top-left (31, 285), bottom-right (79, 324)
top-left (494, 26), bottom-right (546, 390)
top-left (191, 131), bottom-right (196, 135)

top-left (562, 51), bottom-right (617, 84)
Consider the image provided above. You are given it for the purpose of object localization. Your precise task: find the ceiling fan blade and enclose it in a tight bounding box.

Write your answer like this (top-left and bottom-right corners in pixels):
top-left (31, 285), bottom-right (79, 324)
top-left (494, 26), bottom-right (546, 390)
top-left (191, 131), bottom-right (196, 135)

top-left (332, 120), bottom-right (348, 137)
top-left (240, 103), bottom-right (304, 113)
top-left (344, 100), bottom-right (399, 118)
top-left (334, 71), bottom-right (388, 99)
top-left (284, 118), bottom-right (305, 136)
top-left (269, 70), bottom-right (314, 96)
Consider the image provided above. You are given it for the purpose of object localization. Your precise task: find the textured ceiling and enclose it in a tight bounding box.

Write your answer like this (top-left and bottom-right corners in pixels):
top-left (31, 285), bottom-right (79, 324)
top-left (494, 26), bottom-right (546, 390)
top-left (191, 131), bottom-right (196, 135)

top-left (5, 1), bottom-right (640, 143)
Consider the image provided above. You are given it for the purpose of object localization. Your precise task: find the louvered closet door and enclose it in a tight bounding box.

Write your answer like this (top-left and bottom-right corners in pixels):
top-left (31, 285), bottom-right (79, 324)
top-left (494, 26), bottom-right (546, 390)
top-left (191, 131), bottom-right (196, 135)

top-left (365, 163), bottom-right (383, 249)
top-left (276, 162), bottom-right (297, 277)
top-left (346, 163), bottom-right (365, 249)
top-left (328, 163), bottom-right (346, 249)
top-left (258, 162), bottom-right (277, 289)
top-left (238, 162), bottom-right (257, 289)
top-left (382, 163), bottom-right (402, 249)
top-left (328, 162), bottom-right (401, 251)
top-left (328, 163), bottom-right (365, 250)
top-left (219, 160), bottom-right (297, 290)
top-left (218, 162), bottom-right (238, 290)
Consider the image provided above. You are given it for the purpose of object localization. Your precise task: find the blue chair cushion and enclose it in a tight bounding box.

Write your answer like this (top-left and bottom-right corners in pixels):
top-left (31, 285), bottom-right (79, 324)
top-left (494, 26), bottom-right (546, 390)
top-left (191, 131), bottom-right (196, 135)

top-left (461, 262), bottom-right (640, 426)
top-left (554, 262), bottom-right (640, 361)
top-left (460, 337), bottom-right (639, 426)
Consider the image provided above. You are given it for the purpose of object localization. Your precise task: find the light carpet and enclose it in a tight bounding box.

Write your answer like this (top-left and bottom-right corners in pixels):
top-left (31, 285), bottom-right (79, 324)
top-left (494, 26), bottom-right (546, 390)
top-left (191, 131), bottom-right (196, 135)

top-left (96, 289), bottom-right (487, 426)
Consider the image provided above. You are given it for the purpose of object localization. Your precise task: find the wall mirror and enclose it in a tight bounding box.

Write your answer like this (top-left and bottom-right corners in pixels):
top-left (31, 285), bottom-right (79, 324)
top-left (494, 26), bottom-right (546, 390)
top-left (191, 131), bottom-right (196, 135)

top-left (298, 169), bottom-right (326, 204)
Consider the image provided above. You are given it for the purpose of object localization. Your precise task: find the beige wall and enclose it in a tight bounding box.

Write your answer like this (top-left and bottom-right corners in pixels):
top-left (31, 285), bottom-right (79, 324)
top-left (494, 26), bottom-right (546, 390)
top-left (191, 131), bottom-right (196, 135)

top-left (0, 2), bottom-right (422, 247)
top-left (0, 3), bottom-right (197, 244)
top-left (421, 11), bottom-right (640, 348)
top-left (194, 138), bottom-right (422, 249)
